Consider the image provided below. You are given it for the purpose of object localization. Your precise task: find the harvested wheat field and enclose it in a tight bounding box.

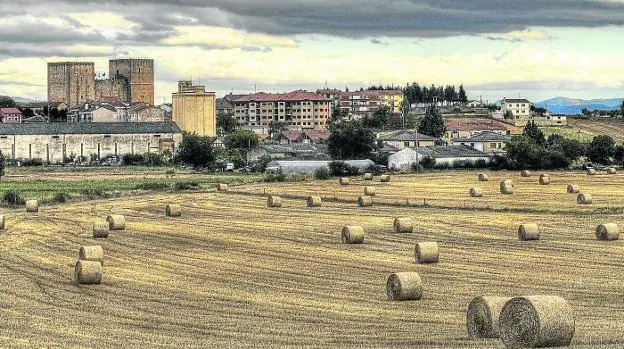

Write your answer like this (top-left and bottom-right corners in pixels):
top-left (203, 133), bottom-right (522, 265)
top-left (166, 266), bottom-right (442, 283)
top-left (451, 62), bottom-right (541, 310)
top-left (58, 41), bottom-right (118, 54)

top-left (1, 171), bottom-right (624, 348)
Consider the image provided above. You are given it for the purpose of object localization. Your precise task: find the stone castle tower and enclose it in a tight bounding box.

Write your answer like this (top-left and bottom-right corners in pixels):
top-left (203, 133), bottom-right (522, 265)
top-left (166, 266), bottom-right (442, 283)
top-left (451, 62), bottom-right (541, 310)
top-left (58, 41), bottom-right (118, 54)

top-left (47, 62), bottom-right (95, 107)
top-left (109, 59), bottom-right (154, 105)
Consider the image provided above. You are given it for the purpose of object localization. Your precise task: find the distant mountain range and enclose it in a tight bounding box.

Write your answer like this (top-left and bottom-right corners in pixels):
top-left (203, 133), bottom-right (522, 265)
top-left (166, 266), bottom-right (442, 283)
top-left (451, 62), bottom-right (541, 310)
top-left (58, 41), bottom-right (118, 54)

top-left (535, 97), bottom-right (624, 115)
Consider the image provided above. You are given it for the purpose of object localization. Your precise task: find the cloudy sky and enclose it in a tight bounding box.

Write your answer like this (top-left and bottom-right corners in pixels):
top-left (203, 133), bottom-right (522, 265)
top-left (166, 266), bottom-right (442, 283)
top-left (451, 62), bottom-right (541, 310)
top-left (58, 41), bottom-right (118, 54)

top-left (1, 0), bottom-right (624, 104)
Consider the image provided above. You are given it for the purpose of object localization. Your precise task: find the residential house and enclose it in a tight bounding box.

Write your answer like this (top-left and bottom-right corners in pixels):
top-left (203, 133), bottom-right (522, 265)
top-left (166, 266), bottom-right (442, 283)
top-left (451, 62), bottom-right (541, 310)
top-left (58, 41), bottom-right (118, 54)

top-left (316, 88), bottom-right (341, 110)
top-left (444, 119), bottom-right (519, 144)
top-left (467, 100), bottom-right (485, 108)
top-left (232, 90), bottom-right (331, 133)
top-left (501, 97), bottom-right (533, 126)
top-left (379, 130), bottom-right (439, 150)
top-left (71, 104), bottom-right (118, 123)
top-left (388, 145), bottom-right (491, 171)
top-left (280, 129), bottom-right (329, 144)
top-left (0, 108), bottom-right (22, 123)
top-left (127, 103), bottom-right (166, 122)
top-left (452, 131), bottom-right (511, 154)
top-left (340, 90), bottom-right (404, 118)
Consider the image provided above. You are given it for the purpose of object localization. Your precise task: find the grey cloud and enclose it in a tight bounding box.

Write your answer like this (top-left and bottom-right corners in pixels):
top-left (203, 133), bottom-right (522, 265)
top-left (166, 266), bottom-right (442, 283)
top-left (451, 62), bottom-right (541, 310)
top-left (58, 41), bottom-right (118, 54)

top-left (484, 36), bottom-right (522, 43)
top-left (371, 39), bottom-right (389, 45)
top-left (241, 46), bottom-right (272, 52)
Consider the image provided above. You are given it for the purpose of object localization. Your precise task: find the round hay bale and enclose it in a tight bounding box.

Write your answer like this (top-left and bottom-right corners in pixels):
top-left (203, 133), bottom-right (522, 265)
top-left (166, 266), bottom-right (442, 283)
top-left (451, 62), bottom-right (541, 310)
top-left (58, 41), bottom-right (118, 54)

top-left (92, 221), bottom-right (109, 238)
top-left (267, 195), bottom-right (282, 208)
top-left (467, 296), bottom-right (513, 339)
top-left (26, 200), bottom-right (39, 213)
top-left (587, 169), bottom-right (597, 175)
top-left (74, 260), bottom-right (103, 285)
top-left (567, 184), bottom-right (579, 194)
top-left (499, 295), bottom-right (575, 349)
top-left (364, 173), bottom-right (373, 181)
top-left (469, 187), bottom-right (483, 197)
top-left (478, 173), bottom-right (489, 181)
top-left (380, 174), bottom-right (391, 183)
top-left (357, 196), bottom-right (373, 207)
top-left (577, 193), bottom-right (592, 205)
top-left (518, 224), bottom-right (540, 241)
top-left (339, 177), bottom-right (350, 185)
top-left (500, 180), bottom-right (514, 194)
top-left (539, 174), bottom-right (550, 185)
top-left (364, 186), bottom-right (376, 196)
top-left (306, 196), bottom-right (322, 208)
top-left (106, 215), bottom-right (126, 230)
top-left (415, 242), bottom-right (439, 264)
top-left (341, 225), bottom-right (364, 244)
top-left (596, 223), bottom-right (619, 241)
top-left (79, 245), bottom-right (104, 265)
top-left (386, 272), bottom-right (422, 301)
top-left (0, 215), bottom-right (4, 230)
top-left (520, 170), bottom-right (531, 177)
top-left (217, 183), bottom-right (229, 192)
top-left (608, 167), bottom-right (617, 175)
top-left (393, 217), bottom-right (413, 233)
top-left (166, 204), bottom-right (182, 217)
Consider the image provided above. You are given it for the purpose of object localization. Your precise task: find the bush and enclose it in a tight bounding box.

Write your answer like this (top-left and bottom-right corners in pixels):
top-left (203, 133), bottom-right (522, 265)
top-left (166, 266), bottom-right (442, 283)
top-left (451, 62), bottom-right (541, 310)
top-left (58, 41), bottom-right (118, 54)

top-left (434, 162), bottom-right (450, 170)
top-left (165, 169), bottom-right (175, 175)
top-left (134, 182), bottom-right (170, 191)
top-left (328, 161), bottom-right (360, 177)
top-left (3, 190), bottom-right (25, 205)
top-left (52, 192), bottom-right (70, 203)
top-left (411, 162), bottom-right (424, 173)
top-left (23, 158), bottom-right (43, 167)
top-left (122, 153), bottom-right (145, 166)
top-left (365, 164), bottom-right (383, 176)
top-left (314, 167), bottom-right (331, 180)
top-left (174, 181), bottom-right (200, 191)
top-left (475, 159), bottom-right (488, 168)
top-left (263, 173), bottom-right (286, 182)
top-left (286, 173), bottom-right (310, 182)
top-left (452, 159), bottom-right (468, 168)
top-left (144, 152), bottom-right (165, 166)
top-left (419, 156), bottom-right (436, 169)
top-left (81, 188), bottom-right (104, 198)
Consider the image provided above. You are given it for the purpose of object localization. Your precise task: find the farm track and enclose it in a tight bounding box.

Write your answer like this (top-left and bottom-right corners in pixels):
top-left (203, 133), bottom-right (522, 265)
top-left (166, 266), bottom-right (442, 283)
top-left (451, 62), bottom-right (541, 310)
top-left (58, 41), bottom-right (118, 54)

top-left (1, 171), bottom-right (624, 347)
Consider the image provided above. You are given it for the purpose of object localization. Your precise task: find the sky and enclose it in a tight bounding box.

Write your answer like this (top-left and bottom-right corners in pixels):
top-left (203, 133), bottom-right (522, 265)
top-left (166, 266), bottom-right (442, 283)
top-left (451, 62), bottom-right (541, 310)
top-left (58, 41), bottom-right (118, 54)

top-left (0, 0), bottom-right (624, 104)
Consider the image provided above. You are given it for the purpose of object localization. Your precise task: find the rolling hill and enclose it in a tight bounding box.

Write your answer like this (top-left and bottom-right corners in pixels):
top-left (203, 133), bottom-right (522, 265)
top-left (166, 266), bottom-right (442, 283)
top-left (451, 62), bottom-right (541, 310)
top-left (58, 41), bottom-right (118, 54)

top-left (536, 97), bottom-right (623, 115)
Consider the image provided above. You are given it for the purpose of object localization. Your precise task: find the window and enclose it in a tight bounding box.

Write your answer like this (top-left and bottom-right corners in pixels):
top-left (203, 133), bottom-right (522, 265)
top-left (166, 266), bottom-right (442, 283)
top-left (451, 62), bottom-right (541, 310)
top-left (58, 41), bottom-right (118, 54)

top-left (490, 143), bottom-right (497, 148)
top-left (470, 143), bottom-right (475, 148)
top-left (104, 135), bottom-right (111, 138)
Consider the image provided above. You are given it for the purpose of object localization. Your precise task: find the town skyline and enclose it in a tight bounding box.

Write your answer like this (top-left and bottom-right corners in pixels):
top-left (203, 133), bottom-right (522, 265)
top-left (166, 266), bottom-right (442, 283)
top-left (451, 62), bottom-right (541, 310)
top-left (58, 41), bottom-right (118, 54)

top-left (1, 1), bottom-right (623, 103)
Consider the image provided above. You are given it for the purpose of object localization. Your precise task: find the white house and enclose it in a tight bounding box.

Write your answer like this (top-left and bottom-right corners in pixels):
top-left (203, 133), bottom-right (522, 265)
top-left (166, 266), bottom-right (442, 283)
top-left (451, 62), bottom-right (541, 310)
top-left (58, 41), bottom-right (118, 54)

top-left (501, 98), bottom-right (533, 117)
top-left (388, 145), bottom-right (491, 172)
top-left (467, 100), bottom-right (485, 108)
top-left (452, 131), bottom-right (511, 154)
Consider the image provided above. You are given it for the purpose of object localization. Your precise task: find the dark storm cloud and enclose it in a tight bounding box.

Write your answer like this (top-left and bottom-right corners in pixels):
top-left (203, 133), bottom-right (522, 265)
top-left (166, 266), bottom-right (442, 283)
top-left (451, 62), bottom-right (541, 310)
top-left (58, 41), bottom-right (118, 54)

top-left (2, 0), bottom-right (624, 38)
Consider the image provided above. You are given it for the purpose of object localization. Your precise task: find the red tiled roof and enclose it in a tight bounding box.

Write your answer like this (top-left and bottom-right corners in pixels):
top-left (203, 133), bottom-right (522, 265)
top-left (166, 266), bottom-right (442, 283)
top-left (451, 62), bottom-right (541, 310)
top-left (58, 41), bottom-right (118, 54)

top-left (233, 90), bottom-right (329, 102)
top-left (447, 120), bottom-right (507, 132)
top-left (282, 130), bottom-right (302, 141)
top-left (0, 108), bottom-right (21, 114)
top-left (303, 129), bottom-right (329, 141)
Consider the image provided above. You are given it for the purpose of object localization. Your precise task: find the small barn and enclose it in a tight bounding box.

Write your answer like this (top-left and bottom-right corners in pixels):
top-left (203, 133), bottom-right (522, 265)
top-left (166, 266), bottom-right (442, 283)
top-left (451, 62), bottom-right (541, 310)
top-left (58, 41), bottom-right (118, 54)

top-left (388, 145), bottom-right (491, 171)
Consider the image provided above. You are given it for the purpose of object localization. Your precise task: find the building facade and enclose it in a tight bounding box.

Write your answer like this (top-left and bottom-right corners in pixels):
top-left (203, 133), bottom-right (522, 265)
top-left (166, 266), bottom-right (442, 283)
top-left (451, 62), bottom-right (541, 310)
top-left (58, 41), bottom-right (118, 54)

top-left (316, 88), bottom-right (341, 110)
top-left (48, 62), bottom-right (95, 107)
top-left (0, 108), bottom-right (22, 123)
top-left (379, 130), bottom-right (438, 150)
top-left (172, 81), bottom-right (216, 137)
top-left (128, 104), bottom-right (166, 122)
top-left (0, 122), bottom-right (182, 164)
top-left (232, 91), bottom-right (331, 132)
top-left (452, 131), bottom-right (511, 154)
top-left (109, 59), bottom-right (155, 105)
top-left (340, 90), bottom-right (404, 118)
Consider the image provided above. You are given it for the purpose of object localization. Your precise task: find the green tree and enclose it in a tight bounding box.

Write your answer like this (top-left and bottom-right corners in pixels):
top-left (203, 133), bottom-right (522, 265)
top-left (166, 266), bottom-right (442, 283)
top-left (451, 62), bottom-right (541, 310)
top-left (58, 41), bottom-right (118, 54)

top-left (224, 129), bottom-right (260, 150)
top-left (327, 120), bottom-right (376, 159)
top-left (331, 105), bottom-right (348, 123)
top-left (363, 106), bottom-right (390, 129)
top-left (418, 106), bottom-right (446, 138)
top-left (614, 144), bottom-right (624, 164)
top-left (503, 110), bottom-right (514, 120)
top-left (0, 150), bottom-right (5, 179)
top-left (0, 96), bottom-right (16, 108)
top-left (587, 135), bottom-right (615, 164)
top-left (269, 120), bottom-right (286, 139)
top-left (19, 107), bottom-right (34, 118)
top-left (620, 101), bottom-right (624, 117)
top-left (523, 120), bottom-right (546, 146)
top-left (458, 84), bottom-right (468, 104)
top-left (217, 111), bottom-right (237, 133)
top-left (176, 132), bottom-right (216, 168)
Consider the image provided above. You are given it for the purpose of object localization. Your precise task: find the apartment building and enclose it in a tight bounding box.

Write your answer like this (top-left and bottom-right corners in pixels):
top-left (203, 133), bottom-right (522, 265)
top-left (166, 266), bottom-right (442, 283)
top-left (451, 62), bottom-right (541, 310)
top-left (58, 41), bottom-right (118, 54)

top-left (232, 90), bottom-right (331, 131)
top-left (340, 90), bottom-right (404, 118)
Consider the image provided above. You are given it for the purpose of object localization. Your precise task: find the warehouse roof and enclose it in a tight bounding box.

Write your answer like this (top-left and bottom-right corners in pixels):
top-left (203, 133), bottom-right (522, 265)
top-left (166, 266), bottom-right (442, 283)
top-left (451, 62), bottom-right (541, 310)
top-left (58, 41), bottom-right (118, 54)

top-left (0, 122), bottom-right (182, 135)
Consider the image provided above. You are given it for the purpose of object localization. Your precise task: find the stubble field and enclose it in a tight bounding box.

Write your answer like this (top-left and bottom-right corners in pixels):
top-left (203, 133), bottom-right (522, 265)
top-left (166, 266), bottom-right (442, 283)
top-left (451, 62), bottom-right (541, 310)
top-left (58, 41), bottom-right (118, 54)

top-left (1, 170), bottom-right (624, 348)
